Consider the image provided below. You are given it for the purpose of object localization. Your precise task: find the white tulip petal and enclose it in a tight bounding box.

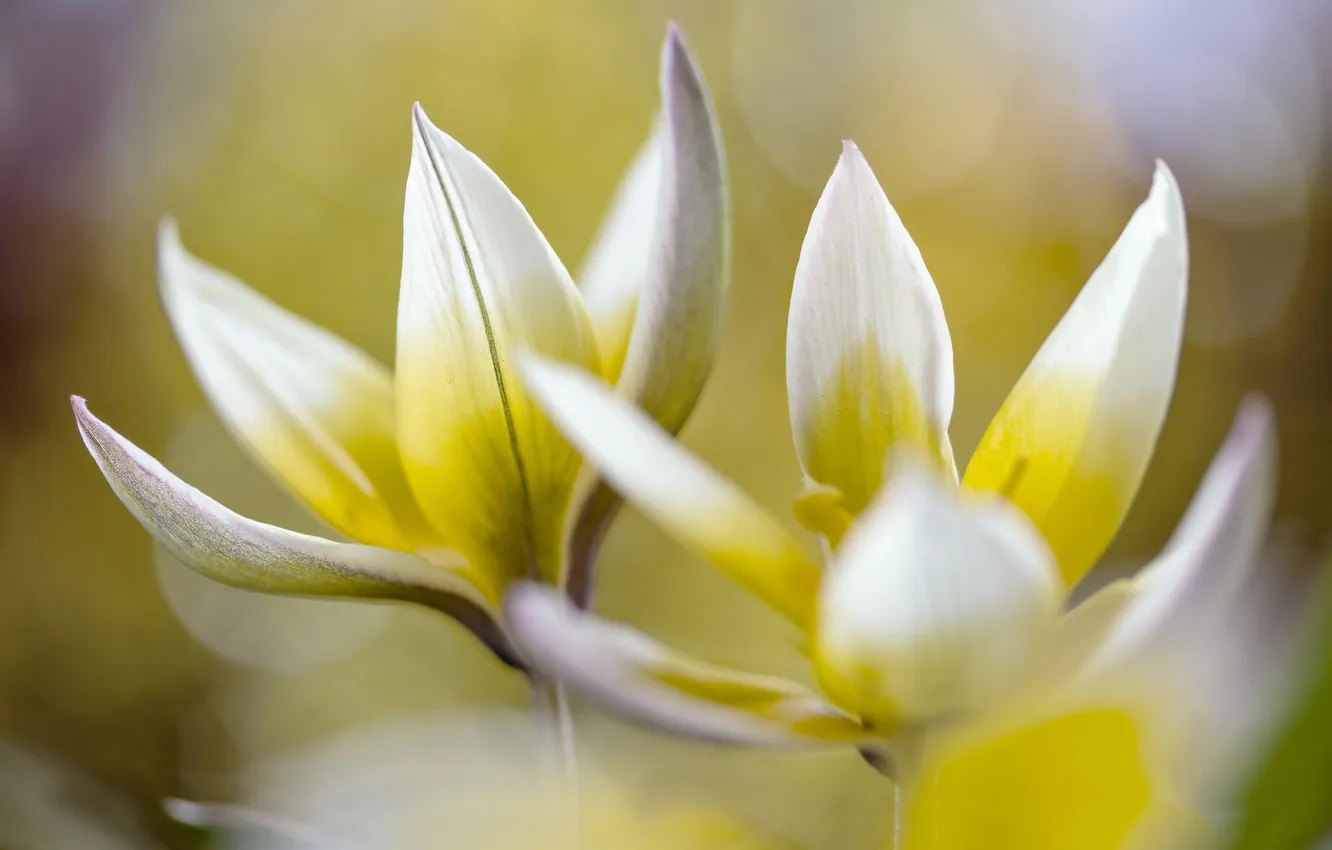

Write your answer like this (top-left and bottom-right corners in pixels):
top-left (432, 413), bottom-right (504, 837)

top-left (1090, 396), bottom-right (1275, 671)
top-left (964, 163), bottom-right (1189, 587)
top-left (815, 462), bottom-right (1061, 726)
top-left (578, 121), bottom-right (664, 386)
top-left (786, 141), bottom-right (955, 515)
top-left (504, 583), bottom-right (867, 747)
top-left (518, 354), bottom-right (822, 629)
top-left (1044, 579), bottom-right (1135, 683)
top-left (611, 25), bottom-right (729, 434)
top-left (72, 397), bottom-right (516, 664)
top-left (568, 26), bottom-right (729, 605)
top-left (158, 221), bottom-right (435, 551)
top-left (396, 105), bottom-right (600, 587)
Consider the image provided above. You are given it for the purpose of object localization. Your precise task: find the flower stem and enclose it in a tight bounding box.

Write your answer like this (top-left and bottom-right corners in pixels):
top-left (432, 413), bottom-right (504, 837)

top-left (531, 676), bottom-right (579, 841)
top-left (890, 729), bottom-right (925, 850)
top-left (893, 781), bottom-right (903, 850)
top-left (531, 676), bottom-right (578, 779)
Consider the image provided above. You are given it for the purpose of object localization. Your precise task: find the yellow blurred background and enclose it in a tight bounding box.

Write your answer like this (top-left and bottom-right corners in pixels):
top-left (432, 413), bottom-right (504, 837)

top-left (1, 0), bottom-right (1329, 846)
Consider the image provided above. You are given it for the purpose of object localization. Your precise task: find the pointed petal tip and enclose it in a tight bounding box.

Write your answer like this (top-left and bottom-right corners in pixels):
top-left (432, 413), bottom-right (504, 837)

top-left (410, 101), bottom-right (438, 143)
top-left (1148, 159), bottom-right (1186, 225)
top-left (1230, 393), bottom-right (1276, 457)
top-left (409, 102), bottom-right (465, 154)
top-left (70, 395), bottom-right (99, 439)
top-left (1152, 158), bottom-right (1175, 184)
top-left (1237, 391), bottom-right (1274, 425)
top-left (659, 19), bottom-right (702, 99)
top-left (832, 139), bottom-right (872, 181)
top-left (662, 20), bottom-right (691, 60)
top-left (70, 396), bottom-right (97, 443)
top-left (155, 217), bottom-right (196, 295)
top-left (157, 216), bottom-right (180, 244)
top-left (156, 218), bottom-right (186, 270)
top-left (70, 396), bottom-right (113, 445)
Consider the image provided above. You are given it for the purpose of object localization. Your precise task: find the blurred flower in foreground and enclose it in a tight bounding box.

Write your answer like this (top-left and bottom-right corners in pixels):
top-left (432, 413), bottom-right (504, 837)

top-left (70, 24), bottom-right (727, 667)
top-left (171, 712), bottom-right (781, 850)
top-left (0, 742), bottom-right (161, 849)
top-left (508, 144), bottom-right (1187, 746)
top-left (900, 397), bottom-right (1283, 849)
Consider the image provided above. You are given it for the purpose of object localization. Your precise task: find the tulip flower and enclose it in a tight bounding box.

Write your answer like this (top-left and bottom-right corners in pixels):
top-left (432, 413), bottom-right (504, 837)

top-left (504, 145), bottom-right (1197, 749)
top-left (507, 375), bottom-right (1279, 844)
top-left (72, 24), bottom-right (728, 667)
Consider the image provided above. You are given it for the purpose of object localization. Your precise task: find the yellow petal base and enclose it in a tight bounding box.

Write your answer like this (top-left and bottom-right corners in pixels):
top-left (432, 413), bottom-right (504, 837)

top-left (964, 377), bottom-right (1133, 587)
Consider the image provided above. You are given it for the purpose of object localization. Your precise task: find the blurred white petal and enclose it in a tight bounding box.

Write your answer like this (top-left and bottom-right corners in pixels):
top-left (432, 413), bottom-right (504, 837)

top-left (220, 712), bottom-right (798, 850)
top-left (786, 142), bottom-right (955, 516)
top-left (0, 743), bottom-right (162, 850)
top-left (964, 163), bottom-right (1188, 587)
top-left (519, 355), bottom-right (820, 629)
top-left (152, 410), bottom-right (391, 675)
top-left (815, 462), bottom-right (1060, 726)
top-left (1091, 396), bottom-right (1276, 672)
top-left (506, 584), bottom-right (867, 747)
top-left (159, 220), bottom-right (437, 552)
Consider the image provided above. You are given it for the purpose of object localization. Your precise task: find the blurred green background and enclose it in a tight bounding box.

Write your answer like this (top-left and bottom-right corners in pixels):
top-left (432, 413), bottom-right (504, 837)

top-left (1, 0), bottom-right (1330, 846)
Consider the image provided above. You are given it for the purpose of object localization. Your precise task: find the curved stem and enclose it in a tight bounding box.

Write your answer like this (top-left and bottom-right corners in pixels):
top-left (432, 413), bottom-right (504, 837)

top-left (565, 482), bottom-right (623, 609)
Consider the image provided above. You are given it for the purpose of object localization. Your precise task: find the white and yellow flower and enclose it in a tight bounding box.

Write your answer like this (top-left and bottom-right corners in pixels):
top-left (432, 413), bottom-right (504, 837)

top-left (898, 397), bottom-right (1282, 850)
top-left (503, 143), bottom-right (1196, 744)
top-left (72, 24), bottom-right (728, 665)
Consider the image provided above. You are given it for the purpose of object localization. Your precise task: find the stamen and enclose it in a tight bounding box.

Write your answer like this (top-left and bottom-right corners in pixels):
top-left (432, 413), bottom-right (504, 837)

top-left (997, 456), bottom-right (1030, 500)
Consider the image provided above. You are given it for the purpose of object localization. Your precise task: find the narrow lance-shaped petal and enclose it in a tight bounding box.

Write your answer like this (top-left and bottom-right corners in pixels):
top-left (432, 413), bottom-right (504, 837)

top-left (505, 583), bottom-right (867, 747)
top-left (609, 25), bottom-right (729, 435)
top-left (519, 354), bottom-right (821, 630)
top-left (815, 461), bottom-right (1061, 728)
top-left (1082, 398), bottom-right (1279, 798)
top-left (787, 142), bottom-right (956, 524)
top-left (578, 120), bottom-right (663, 387)
top-left (1089, 395), bottom-right (1275, 672)
top-left (72, 398), bottom-right (517, 664)
top-left (157, 221), bottom-right (438, 552)
top-left (396, 106), bottom-right (601, 588)
top-left (568, 25), bottom-right (729, 604)
top-left (964, 162), bottom-right (1188, 587)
